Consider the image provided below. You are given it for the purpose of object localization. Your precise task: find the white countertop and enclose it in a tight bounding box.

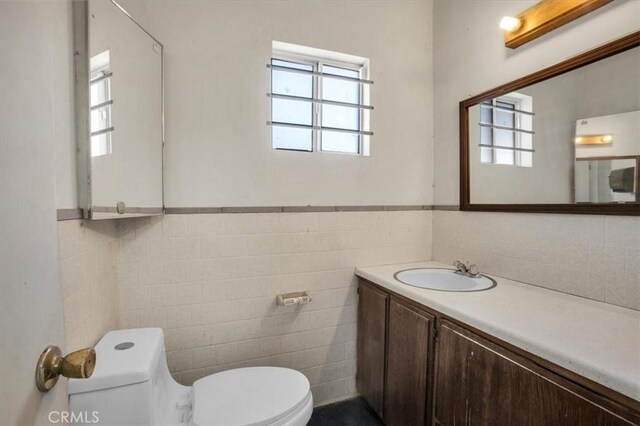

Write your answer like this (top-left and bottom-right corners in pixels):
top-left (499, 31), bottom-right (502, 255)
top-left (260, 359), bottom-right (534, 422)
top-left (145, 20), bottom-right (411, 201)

top-left (356, 261), bottom-right (640, 401)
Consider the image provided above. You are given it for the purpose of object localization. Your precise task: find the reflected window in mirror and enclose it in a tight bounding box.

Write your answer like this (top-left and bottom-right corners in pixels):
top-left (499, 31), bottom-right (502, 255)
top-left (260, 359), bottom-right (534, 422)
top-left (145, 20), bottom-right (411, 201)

top-left (478, 94), bottom-right (533, 167)
top-left (89, 50), bottom-right (113, 158)
top-left (76, 0), bottom-right (164, 219)
top-left (460, 32), bottom-right (639, 214)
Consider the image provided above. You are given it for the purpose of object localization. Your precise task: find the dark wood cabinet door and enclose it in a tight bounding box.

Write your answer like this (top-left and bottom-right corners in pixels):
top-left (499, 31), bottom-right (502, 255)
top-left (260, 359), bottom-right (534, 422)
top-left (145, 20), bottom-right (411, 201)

top-left (356, 281), bottom-right (388, 419)
top-left (435, 320), bottom-right (637, 426)
top-left (433, 320), bottom-right (473, 425)
top-left (385, 298), bottom-right (434, 426)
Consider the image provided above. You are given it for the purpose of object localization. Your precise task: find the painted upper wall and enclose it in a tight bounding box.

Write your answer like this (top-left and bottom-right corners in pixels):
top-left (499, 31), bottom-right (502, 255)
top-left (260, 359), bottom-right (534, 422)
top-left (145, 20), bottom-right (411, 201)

top-left (433, 0), bottom-right (640, 205)
top-left (54, 0), bottom-right (77, 209)
top-left (56, 0), bottom-right (434, 208)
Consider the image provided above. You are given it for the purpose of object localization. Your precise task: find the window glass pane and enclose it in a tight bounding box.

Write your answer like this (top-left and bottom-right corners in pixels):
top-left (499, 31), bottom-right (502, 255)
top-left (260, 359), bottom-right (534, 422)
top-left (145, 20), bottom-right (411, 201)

top-left (480, 126), bottom-right (492, 144)
top-left (480, 104), bottom-right (492, 124)
top-left (322, 80), bottom-right (359, 104)
top-left (494, 148), bottom-right (514, 165)
top-left (321, 131), bottom-right (359, 154)
top-left (272, 70), bottom-right (312, 98)
top-left (91, 104), bottom-right (111, 133)
top-left (271, 59), bottom-right (313, 99)
top-left (322, 78), bottom-right (359, 104)
top-left (272, 127), bottom-right (312, 151)
top-left (480, 104), bottom-right (492, 164)
top-left (322, 104), bottom-right (359, 130)
top-left (90, 78), bottom-right (110, 108)
top-left (322, 65), bottom-right (360, 104)
top-left (272, 98), bottom-right (312, 125)
top-left (494, 128), bottom-right (514, 148)
top-left (496, 100), bottom-right (515, 109)
top-left (91, 132), bottom-right (111, 157)
top-left (272, 59), bottom-right (313, 72)
top-left (323, 65), bottom-right (359, 78)
top-left (480, 147), bottom-right (493, 163)
top-left (495, 109), bottom-right (514, 128)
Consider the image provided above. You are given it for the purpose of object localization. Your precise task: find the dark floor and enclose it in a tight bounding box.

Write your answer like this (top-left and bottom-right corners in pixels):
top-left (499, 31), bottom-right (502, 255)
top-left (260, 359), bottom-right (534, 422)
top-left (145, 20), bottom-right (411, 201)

top-left (309, 397), bottom-right (384, 426)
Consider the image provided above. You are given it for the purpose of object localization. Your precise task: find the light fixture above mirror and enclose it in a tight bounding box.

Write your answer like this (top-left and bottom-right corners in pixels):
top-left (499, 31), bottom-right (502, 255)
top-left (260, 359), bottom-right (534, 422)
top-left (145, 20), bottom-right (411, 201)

top-left (499, 16), bottom-right (521, 32)
top-left (502, 0), bottom-right (613, 49)
top-left (574, 135), bottom-right (614, 145)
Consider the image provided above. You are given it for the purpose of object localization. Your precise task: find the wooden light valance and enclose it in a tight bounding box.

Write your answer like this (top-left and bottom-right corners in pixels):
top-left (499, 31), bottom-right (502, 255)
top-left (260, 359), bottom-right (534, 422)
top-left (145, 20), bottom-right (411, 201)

top-left (503, 0), bottom-right (614, 49)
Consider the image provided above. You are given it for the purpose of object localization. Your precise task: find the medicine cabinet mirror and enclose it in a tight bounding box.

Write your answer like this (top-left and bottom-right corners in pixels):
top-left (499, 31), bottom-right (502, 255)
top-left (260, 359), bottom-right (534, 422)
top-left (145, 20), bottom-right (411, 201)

top-left (74, 0), bottom-right (163, 219)
top-left (460, 31), bottom-right (639, 216)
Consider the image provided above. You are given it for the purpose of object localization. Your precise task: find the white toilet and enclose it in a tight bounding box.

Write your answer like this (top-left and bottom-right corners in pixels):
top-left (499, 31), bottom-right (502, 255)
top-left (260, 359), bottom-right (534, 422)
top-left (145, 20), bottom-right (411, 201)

top-left (68, 328), bottom-right (313, 425)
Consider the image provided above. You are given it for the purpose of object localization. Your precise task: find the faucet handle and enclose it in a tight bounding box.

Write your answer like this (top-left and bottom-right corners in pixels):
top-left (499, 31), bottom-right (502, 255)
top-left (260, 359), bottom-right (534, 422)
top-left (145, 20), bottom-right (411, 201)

top-left (468, 264), bottom-right (479, 276)
top-left (453, 260), bottom-right (467, 273)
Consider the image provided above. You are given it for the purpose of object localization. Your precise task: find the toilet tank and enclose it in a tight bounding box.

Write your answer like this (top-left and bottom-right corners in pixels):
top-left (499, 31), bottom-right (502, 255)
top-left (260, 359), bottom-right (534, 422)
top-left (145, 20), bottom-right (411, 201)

top-left (68, 328), bottom-right (191, 426)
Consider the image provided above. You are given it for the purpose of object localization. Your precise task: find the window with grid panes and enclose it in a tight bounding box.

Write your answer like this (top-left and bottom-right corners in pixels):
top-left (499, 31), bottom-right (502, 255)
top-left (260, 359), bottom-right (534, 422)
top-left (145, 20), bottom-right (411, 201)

top-left (268, 49), bottom-right (372, 155)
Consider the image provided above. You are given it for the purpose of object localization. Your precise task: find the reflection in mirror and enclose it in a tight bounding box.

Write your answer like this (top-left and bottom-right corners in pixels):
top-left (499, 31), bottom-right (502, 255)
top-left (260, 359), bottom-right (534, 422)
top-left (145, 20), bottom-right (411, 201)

top-left (77, 0), bottom-right (163, 219)
top-left (90, 50), bottom-right (112, 157)
top-left (575, 110), bottom-right (640, 204)
top-left (467, 43), bottom-right (639, 207)
top-left (477, 94), bottom-right (534, 168)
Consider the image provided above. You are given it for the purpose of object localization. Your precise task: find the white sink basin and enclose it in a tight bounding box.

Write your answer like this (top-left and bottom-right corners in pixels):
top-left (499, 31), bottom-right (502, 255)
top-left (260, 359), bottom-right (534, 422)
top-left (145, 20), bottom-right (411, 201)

top-left (394, 268), bottom-right (496, 292)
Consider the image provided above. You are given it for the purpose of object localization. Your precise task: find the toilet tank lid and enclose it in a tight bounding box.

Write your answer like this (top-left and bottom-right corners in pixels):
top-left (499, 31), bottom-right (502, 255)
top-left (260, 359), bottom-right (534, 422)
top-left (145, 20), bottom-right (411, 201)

top-left (68, 328), bottom-right (164, 395)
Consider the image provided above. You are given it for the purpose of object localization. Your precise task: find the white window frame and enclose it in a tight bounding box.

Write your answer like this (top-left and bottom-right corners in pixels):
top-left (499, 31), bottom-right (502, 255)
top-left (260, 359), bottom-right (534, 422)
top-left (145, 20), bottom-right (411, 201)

top-left (270, 44), bottom-right (371, 156)
top-left (90, 50), bottom-right (113, 157)
top-left (480, 94), bottom-right (533, 167)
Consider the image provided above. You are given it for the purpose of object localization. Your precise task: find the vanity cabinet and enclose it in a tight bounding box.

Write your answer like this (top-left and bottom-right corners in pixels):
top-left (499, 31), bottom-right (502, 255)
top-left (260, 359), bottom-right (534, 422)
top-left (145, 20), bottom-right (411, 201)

top-left (385, 299), bottom-right (434, 426)
top-left (357, 280), bottom-right (435, 425)
top-left (356, 282), bottom-right (388, 418)
top-left (435, 320), bottom-right (633, 426)
top-left (356, 278), bottom-right (639, 426)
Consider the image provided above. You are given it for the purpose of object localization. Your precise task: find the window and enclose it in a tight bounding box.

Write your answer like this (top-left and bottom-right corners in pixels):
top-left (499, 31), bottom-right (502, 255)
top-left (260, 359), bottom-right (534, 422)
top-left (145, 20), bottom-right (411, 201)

top-left (268, 42), bottom-right (372, 155)
top-left (90, 50), bottom-right (113, 157)
top-left (479, 94), bottom-right (533, 167)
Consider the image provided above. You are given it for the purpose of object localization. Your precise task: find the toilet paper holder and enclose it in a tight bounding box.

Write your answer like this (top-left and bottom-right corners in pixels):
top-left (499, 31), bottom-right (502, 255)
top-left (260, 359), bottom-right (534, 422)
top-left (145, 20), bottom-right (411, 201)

top-left (276, 291), bottom-right (312, 306)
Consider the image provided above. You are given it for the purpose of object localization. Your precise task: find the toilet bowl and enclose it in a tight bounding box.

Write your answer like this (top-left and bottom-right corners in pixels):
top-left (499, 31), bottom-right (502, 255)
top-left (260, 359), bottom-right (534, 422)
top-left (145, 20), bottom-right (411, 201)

top-left (68, 328), bottom-right (313, 426)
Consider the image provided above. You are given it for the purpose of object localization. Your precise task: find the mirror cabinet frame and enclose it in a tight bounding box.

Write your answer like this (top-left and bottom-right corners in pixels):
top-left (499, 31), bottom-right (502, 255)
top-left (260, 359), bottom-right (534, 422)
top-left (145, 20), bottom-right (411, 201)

top-left (460, 31), bottom-right (640, 216)
top-left (73, 0), bottom-right (165, 220)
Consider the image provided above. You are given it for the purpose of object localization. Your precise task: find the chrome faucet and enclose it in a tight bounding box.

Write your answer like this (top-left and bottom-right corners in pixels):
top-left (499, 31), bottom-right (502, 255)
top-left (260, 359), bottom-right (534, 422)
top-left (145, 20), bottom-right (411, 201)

top-left (453, 260), bottom-right (480, 278)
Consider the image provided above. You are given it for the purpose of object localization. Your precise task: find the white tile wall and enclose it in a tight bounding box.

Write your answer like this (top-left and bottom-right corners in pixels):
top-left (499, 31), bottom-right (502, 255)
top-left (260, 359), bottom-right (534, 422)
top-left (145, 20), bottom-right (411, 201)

top-left (57, 219), bottom-right (120, 351)
top-left (432, 211), bottom-right (640, 310)
top-left (58, 208), bottom-right (638, 407)
top-left (74, 210), bottom-right (432, 406)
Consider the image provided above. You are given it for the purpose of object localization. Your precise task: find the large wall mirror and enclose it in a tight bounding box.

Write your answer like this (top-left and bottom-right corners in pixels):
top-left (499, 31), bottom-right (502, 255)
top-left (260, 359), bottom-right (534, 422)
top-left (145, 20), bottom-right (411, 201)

top-left (461, 32), bottom-right (639, 216)
top-left (74, 0), bottom-right (163, 219)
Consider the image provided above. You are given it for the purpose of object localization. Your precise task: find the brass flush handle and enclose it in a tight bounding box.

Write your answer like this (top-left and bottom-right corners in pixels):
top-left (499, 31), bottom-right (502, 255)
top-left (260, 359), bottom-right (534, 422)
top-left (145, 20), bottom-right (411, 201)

top-left (35, 345), bottom-right (96, 392)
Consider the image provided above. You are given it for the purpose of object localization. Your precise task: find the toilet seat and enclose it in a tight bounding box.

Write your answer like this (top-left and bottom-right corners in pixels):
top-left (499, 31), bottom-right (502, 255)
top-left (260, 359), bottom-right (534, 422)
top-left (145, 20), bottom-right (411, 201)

top-left (191, 367), bottom-right (312, 426)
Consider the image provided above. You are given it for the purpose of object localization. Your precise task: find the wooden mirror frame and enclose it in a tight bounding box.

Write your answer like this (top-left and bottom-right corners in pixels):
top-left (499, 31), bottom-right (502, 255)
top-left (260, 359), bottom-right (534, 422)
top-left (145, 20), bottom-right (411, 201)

top-left (460, 31), bottom-right (640, 216)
